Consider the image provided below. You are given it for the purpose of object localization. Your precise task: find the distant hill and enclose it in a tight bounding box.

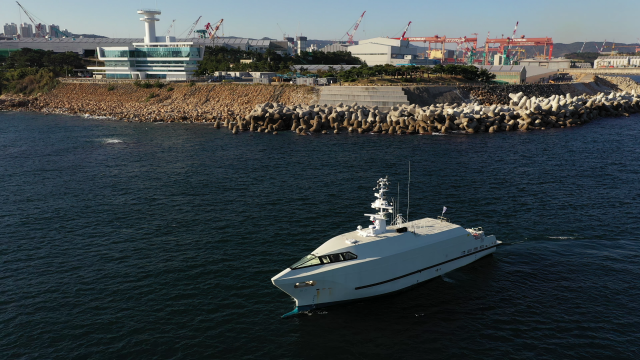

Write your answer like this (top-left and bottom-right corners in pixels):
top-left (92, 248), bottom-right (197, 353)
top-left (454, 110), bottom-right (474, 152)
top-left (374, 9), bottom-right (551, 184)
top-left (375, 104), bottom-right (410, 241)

top-left (553, 42), bottom-right (638, 56)
top-left (511, 42), bottom-right (638, 58)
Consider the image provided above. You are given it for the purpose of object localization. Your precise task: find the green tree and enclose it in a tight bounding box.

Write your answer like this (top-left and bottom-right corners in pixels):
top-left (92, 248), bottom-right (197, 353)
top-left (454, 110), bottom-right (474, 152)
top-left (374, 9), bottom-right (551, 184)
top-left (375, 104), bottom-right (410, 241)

top-left (432, 64), bottom-right (445, 78)
top-left (477, 68), bottom-right (496, 83)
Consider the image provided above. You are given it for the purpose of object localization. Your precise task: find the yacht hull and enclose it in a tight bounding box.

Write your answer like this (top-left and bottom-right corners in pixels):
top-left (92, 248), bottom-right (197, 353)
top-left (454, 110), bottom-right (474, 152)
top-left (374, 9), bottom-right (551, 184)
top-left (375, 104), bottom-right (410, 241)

top-left (273, 233), bottom-right (501, 317)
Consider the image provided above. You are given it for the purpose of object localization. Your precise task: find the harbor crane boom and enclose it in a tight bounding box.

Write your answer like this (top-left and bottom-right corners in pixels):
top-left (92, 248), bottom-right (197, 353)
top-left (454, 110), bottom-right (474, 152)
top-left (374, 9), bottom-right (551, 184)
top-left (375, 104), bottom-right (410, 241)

top-left (164, 19), bottom-right (176, 36)
top-left (51, 27), bottom-right (70, 38)
top-left (205, 19), bottom-right (224, 41)
top-left (185, 16), bottom-right (202, 38)
top-left (596, 39), bottom-right (607, 53)
top-left (346, 11), bottom-right (366, 44)
top-left (16, 1), bottom-right (43, 37)
top-left (508, 21), bottom-right (519, 50)
top-left (400, 21), bottom-right (412, 40)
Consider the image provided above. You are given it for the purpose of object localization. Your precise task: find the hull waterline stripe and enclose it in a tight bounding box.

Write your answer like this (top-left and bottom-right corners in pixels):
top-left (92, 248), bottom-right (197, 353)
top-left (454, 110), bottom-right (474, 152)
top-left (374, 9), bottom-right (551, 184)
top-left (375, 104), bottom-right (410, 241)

top-left (355, 243), bottom-right (501, 290)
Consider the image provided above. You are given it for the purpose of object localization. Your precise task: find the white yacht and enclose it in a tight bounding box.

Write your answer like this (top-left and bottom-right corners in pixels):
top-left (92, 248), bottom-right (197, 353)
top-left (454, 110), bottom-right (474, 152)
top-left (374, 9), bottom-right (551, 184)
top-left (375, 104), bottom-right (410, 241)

top-left (272, 177), bottom-right (501, 317)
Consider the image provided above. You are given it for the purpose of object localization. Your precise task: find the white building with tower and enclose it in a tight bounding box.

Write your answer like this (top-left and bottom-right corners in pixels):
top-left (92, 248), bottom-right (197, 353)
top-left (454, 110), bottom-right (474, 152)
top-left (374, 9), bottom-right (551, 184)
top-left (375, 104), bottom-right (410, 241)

top-left (88, 10), bottom-right (204, 80)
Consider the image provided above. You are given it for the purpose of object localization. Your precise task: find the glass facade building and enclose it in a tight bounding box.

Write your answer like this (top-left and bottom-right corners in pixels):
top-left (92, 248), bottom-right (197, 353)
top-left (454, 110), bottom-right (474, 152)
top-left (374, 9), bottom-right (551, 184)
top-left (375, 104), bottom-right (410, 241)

top-left (88, 10), bottom-right (204, 81)
top-left (91, 42), bottom-right (204, 80)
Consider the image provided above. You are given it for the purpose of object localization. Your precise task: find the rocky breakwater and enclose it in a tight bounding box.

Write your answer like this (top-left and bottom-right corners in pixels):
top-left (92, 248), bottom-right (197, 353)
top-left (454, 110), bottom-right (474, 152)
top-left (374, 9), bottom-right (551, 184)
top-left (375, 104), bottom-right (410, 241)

top-left (222, 90), bottom-right (640, 135)
top-left (0, 96), bottom-right (31, 110)
top-left (1, 82), bottom-right (318, 122)
top-left (458, 83), bottom-right (594, 106)
top-left (597, 76), bottom-right (640, 94)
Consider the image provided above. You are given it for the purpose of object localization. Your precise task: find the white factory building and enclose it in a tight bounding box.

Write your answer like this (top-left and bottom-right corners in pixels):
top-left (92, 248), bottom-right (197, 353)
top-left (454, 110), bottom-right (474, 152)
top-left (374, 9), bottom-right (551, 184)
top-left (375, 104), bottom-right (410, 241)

top-left (518, 58), bottom-right (571, 70)
top-left (347, 37), bottom-right (435, 66)
top-left (593, 56), bottom-right (640, 68)
top-left (88, 10), bottom-right (204, 80)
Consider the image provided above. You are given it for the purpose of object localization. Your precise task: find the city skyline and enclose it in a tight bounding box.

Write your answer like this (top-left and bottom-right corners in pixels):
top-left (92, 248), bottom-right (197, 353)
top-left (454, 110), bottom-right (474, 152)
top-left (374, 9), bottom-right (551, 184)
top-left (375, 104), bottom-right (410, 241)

top-left (1, 0), bottom-right (639, 44)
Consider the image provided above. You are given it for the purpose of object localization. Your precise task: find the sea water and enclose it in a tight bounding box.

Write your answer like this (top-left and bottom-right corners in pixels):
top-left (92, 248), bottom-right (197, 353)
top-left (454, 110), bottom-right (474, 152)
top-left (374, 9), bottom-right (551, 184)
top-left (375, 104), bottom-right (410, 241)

top-left (1, 111), bottom-right (639, 359)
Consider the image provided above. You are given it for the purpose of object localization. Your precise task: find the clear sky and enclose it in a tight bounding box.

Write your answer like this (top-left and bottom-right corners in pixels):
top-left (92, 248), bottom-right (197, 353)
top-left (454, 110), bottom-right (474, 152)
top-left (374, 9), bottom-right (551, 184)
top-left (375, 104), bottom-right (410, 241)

top-left (1, 0), bottom-right (638, 44)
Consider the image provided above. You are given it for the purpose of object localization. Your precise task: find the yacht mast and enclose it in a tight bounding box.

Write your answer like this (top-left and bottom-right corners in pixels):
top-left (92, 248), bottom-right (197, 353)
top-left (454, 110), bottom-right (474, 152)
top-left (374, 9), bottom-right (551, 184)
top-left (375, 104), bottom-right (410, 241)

top-left (407, 161), bottom-right (411, 222)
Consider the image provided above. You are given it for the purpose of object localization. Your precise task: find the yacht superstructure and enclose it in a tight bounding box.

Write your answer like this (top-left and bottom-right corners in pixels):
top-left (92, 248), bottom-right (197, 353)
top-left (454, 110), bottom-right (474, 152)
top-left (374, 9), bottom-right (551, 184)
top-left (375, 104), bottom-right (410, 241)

top-left (271, 177), bottom-right (501, 317)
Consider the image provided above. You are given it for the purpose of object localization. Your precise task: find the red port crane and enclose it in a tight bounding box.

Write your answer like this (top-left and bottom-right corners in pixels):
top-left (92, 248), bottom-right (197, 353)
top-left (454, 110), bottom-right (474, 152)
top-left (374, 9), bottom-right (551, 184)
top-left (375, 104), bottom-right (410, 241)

top-left (400, 21), bottom-right (412, 40)
top-left (16, 1), bottom-right (44, 38)
top-left (484, 36), bottom-right (554, 64)
top-left (205, 19), bottom-right (224, 42)
top-left (391, 34), bottom-right (479, 63)
top-left (346, 11), bottom-right (366, 44)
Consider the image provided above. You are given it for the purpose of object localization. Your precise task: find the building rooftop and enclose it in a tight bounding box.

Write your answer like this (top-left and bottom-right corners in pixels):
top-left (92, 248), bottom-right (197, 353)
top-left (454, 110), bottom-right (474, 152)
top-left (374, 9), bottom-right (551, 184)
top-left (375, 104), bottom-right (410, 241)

top-left (475, 65), bottom-right (525, 73)
top-left (291, 64), bottom-right (360, 72)
top-left (595, 56), bottom-right (640, 60)
top-left (520, 58), bottom-right (570, 62)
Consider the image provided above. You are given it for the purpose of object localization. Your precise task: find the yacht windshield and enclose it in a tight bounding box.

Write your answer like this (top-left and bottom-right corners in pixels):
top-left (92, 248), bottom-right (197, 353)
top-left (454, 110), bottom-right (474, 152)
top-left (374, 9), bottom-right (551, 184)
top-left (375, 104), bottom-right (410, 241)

top-left (290, 252), bottom-right (358, 270)
top-left (290, 255), bottom-right (321, 269)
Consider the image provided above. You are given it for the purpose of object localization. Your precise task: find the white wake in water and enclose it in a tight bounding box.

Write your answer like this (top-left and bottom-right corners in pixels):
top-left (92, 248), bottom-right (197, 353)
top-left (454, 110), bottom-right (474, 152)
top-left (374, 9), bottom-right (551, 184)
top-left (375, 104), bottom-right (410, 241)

top-left (103, 139), bottom-right (123, 144)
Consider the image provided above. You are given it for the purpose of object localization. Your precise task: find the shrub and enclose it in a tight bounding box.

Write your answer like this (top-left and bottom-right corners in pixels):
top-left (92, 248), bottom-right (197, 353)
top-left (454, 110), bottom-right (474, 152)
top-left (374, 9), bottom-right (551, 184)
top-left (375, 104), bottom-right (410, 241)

top-left (1, 68), bottom-right (58, 95)
top-left (134, 81), bottom-right (152, 89)
top-left (167, 86), bottom-right (174, 92)
top-left (145, 92), bottom-right (157, 102)
top-left (152, 81), bottom-right (165, 89)
top-left (107, 84), bottom-right (115, 91)
top-left (188, 81), bottom-right (196, 87)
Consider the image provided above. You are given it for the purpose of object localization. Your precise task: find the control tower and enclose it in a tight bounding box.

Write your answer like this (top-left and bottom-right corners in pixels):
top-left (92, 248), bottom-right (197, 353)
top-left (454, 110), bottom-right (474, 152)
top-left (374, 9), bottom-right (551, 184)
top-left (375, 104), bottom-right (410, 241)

top-left (138, 9), bottom-right (161, 43)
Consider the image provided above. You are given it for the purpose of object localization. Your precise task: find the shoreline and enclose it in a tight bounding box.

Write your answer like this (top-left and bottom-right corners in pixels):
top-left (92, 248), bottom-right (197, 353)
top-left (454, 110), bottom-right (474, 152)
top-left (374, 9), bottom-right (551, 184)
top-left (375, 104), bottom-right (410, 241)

top-left (1, 77), bottom-right (639, 135)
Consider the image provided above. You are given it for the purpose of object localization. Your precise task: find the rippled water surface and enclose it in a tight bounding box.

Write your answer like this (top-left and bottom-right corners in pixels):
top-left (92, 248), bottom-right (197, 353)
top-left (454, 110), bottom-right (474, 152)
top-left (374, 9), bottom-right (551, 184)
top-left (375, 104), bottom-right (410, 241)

top-left (1, 112), bottom-right (640, 359)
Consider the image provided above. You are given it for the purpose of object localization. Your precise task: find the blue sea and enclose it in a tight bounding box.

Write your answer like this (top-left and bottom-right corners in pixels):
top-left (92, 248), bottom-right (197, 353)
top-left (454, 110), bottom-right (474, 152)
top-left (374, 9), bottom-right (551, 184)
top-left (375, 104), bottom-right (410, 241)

top-left (1, 112), bottom-right (639, 359)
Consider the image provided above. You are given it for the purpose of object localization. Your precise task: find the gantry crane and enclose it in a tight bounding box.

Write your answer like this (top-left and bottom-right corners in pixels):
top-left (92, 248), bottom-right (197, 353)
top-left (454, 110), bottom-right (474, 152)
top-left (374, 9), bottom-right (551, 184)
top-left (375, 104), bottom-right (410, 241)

top-left (392, 33), bottom-right (479, 63)
top-left (485, 36), bottom-right (554, 63)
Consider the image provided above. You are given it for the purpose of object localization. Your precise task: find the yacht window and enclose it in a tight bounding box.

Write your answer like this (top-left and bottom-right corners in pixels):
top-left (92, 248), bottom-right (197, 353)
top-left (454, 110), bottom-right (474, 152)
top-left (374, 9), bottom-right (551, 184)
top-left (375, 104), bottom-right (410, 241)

top-left (343, 252), bottom-right (357, 260)
top-left (291, 252), bottom-right (357, 269)
top-left (290, 255), bottom-right (322, 269)
top-left (329, 254), bottom-right (344, 262)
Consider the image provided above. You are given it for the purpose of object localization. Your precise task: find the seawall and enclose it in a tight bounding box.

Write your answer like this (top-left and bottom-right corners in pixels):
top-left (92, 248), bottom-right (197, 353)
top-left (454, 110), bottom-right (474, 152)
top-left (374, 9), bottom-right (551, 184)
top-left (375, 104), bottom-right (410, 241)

top-left (1, 82), bottom-right (319, 122)
top-left (2, 77), bottom-right (639, 137)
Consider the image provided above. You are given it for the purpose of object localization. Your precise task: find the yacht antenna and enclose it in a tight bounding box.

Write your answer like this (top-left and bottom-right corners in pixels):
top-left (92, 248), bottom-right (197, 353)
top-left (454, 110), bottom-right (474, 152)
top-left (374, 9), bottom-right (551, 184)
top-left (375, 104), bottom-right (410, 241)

top-left (397, 183), bottom-right (400, 221)
top-left (407, 161), bottom-right (411, 222)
